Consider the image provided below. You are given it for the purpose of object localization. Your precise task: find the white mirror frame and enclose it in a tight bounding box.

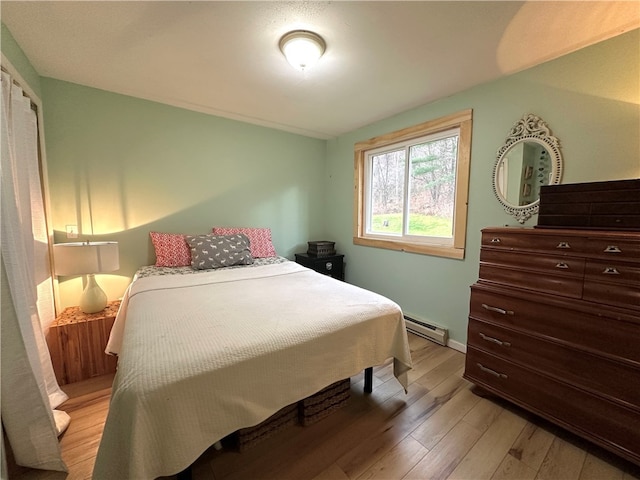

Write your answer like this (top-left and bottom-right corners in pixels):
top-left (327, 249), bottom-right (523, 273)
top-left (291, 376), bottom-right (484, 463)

top-left (492, 113), bottom-right (563, 223)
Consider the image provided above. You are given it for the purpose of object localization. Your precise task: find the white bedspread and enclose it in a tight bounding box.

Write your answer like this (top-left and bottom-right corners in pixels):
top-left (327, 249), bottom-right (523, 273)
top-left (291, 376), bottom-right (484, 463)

top-left (93, 261), bottom-right (412, 479)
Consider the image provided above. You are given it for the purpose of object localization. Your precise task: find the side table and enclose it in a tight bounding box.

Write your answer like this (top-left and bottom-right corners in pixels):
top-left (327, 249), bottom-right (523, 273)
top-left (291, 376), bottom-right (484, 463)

top-left (46, 300), bottom-right (120, 385)
top-left (294, 253), bottom-right (345, 281)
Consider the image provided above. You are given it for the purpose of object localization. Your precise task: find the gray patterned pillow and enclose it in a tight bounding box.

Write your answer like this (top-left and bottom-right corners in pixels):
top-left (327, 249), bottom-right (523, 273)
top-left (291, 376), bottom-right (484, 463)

top-left (185, 233), bottom-right (254, 270)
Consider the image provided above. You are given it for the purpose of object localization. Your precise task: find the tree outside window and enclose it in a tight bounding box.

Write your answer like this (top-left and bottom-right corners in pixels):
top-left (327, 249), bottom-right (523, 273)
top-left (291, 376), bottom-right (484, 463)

top-left (354, 110), bottom-right (472, 259)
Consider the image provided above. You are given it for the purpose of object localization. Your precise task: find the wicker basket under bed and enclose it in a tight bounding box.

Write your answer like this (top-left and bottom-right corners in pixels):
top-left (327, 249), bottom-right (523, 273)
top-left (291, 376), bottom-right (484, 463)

top-left (299, 378), bottom-right (351, 426)
top-left (229, 378), bottom-right (351, 450)
top-left (232, 403), bottom-right (299, 451)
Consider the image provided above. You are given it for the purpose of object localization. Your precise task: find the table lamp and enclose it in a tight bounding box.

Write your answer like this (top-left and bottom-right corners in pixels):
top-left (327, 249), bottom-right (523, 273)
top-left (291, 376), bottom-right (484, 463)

top-left (53, 241), bottom-right (119, 313)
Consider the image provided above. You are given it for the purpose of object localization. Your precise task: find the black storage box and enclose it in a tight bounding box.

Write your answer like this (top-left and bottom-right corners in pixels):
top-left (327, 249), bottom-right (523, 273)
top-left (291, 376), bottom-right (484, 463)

top-left (537, 179), bottom-right (640, 230)
top-left (307, 241), bottom-right (336, 257)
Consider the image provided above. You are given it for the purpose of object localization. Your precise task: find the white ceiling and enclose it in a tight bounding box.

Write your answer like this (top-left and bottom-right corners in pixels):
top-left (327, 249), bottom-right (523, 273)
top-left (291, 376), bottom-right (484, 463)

top-left (2, 1), bottom-right (639, 139)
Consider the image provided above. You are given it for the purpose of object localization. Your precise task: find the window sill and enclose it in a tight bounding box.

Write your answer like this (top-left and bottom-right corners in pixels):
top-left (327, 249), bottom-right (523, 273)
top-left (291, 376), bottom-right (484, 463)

top-left (353, 236), bottom-right (465, 260)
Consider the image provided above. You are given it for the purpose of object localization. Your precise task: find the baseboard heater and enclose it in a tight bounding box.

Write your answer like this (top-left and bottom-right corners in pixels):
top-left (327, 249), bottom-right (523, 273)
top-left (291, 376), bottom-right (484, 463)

top-left (404, 314), bottom-right (448, 346)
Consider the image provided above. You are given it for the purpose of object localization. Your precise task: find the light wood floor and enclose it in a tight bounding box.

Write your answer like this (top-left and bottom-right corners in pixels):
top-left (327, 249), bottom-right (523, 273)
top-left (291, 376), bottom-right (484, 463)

top-left (10, 333), bottom-right (640, 480)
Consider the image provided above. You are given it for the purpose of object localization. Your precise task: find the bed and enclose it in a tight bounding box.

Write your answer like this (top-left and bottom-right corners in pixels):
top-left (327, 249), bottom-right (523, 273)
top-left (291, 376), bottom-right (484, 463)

top-left (93, 255), bottom-right (412, 479)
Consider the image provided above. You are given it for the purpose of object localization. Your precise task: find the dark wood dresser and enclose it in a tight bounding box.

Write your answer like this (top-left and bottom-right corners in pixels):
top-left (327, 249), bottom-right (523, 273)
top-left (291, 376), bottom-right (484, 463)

top-left (464, 227), bottom-right (640, 465)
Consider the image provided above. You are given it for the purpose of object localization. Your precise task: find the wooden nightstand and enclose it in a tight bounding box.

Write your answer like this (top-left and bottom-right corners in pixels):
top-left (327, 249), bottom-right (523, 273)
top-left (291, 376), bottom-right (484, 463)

top-left (46, 300), bottom-right (120, 385)
top-left (295, 253), bottom-right (345, 281)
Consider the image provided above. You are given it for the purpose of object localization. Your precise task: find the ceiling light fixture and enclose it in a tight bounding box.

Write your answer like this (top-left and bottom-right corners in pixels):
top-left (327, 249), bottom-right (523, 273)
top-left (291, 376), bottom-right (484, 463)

top-left (279, 30), bottom-right (326, 71)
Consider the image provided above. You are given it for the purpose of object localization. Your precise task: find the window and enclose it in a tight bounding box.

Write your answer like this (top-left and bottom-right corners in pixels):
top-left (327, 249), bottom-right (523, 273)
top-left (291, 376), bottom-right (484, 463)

top-left (354, 109), bottom-right (472, 259)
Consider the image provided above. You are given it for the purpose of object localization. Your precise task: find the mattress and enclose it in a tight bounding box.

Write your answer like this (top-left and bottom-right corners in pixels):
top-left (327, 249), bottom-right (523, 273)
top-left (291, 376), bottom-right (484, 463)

top-left (93, 260), bottom-right (412, 479)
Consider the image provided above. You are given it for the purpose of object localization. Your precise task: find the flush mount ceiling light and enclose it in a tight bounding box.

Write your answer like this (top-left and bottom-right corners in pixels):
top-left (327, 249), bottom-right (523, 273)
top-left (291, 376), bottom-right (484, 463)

top-left (279, 30), bottom-right (326, 71)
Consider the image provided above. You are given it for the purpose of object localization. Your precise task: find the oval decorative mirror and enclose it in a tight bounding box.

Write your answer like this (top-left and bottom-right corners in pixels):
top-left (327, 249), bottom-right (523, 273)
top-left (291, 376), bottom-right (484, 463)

top-left (492, 113), bottom-right (563, 223)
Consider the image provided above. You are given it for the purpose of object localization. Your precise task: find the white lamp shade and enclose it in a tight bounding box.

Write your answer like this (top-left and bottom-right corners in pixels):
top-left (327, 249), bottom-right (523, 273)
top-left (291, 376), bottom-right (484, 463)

top-left (279, 30), bottom-right (326, 71)
top-left (53, 242), bottom-right (119, 276)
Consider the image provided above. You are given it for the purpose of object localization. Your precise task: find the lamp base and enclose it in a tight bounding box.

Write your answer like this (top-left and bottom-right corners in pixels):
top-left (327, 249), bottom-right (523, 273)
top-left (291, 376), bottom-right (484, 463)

top-left (80, 274), bottom-right (108, 313)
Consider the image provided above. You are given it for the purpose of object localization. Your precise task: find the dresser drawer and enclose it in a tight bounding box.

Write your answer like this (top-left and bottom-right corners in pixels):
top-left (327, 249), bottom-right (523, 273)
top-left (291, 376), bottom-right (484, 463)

top-left (464, 347), bottom-right (640, 465)
top-left (469, 285), bottom-right (640, 364)
top-left (482, 230), bottom-right (587, 254)
top-left (585, 260), bottom-right (640, 285)
top-left (315, 258), bottom-right (342, 276)
top-left (481, 249), bottom-right (586, 277)
top-left (478, 263), bottom-right (583, 298)
top-left (467, 318), bottom-right (640, 409)
top-left (583, 260), bottom-right (640, 310)
top-left (584, 238), bottom-right (640, 262)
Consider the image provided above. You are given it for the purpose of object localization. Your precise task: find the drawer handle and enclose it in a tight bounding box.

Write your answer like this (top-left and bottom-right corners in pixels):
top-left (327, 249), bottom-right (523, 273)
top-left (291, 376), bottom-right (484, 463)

top-left (481, 304), bottom-right (514, 316)
top-left (490, 237), bottom-right (501, 243)
top-left (556, 242), bottom-right (571, 249)
top-left (477, 363), bottom-right (508, 379)
top-left (555, 262), bottom-right (569, 269)
top-left (602, 266), bottom-right (620, 275)
top-left (604, 245), bottom-right (622, 253)
top-left (479, 332), bottom-right (511, 347)
top-left (325, 262), bottom-right (333, 271)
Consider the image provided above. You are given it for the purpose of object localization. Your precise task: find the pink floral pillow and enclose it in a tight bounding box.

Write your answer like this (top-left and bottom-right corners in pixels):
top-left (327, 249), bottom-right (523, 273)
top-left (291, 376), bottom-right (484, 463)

top-left (211, 227), bottom-right (277, 258)
top-left (149, 232), bottom-right (191, 267)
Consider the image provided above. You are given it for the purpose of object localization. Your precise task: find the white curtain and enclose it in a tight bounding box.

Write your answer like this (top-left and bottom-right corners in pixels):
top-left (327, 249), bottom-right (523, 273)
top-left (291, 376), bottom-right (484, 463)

top-left (1, 70), bottom-right (69, 472)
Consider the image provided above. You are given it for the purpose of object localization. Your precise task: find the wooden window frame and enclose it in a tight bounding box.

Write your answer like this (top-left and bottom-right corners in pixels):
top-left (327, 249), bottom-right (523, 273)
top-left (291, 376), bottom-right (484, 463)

top-left (353, 109), bottom-right (473, 260)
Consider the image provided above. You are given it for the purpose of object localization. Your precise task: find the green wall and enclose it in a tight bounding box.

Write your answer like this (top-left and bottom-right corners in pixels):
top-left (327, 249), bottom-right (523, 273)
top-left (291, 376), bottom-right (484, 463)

top-left (325, 29), bottom-right (640, 346)
top-left (3, 22), bottom-right (638, 344)
top-left (1, 23), bottom-right (41, 98)
top-left (41, 80), bottom-right (327, 307)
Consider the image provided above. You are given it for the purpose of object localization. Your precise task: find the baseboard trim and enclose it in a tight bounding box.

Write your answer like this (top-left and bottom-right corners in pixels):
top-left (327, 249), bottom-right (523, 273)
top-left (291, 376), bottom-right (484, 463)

top-left (447, 339), bottom-right (467, 353)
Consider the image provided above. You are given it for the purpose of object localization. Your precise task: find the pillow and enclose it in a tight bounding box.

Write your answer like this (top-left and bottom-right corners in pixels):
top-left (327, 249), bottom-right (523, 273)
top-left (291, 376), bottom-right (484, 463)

top-left (150, 232), bottom-right (191, 267)
top-left (185, 233), bottom-right (254, 270)
top-left (211, 227), bottom-right (277, 258)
